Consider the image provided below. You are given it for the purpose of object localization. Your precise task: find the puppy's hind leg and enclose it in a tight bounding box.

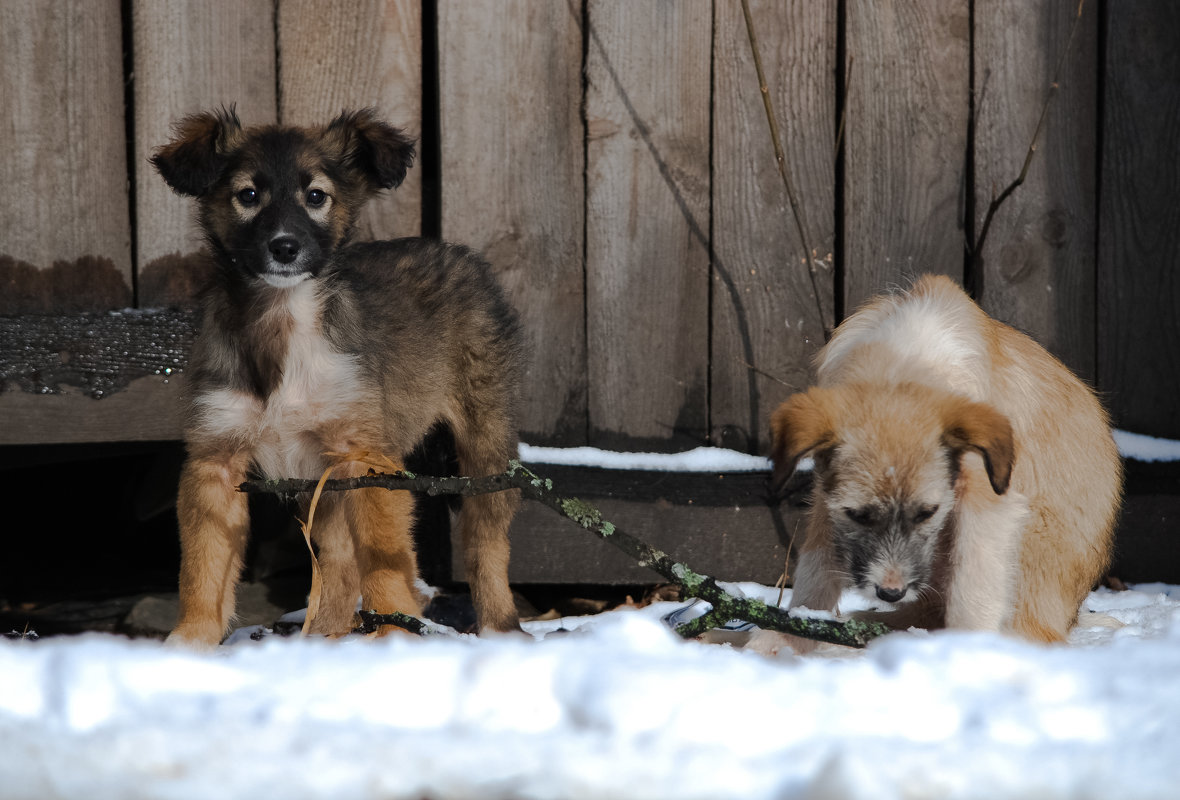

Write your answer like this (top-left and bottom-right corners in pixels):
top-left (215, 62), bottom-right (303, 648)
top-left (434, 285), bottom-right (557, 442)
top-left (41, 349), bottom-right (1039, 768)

top-left (170, 454), bottom-right (251, 648)
top-left (451, 413), bottom-right (521, 634)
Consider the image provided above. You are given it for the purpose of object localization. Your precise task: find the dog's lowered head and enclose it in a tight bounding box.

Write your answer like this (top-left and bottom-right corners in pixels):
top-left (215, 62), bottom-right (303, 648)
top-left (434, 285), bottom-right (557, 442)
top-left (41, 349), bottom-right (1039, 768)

top-left (152, 106), bottom-right (415, 288)
top-left (771, 381), bottom-right (1015, 605)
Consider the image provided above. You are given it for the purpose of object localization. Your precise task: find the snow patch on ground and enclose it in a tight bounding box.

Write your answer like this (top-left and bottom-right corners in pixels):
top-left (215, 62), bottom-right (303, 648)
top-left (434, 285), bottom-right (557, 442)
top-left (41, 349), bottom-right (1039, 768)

top-left (3, 585), bottom-right (1180, 799)
top-left (519, 443), bottom-right (775, 472)
top-left (520, 428), bottom-right (1178, 474)
top-left (1112, 429), bottom-right (1180, 463)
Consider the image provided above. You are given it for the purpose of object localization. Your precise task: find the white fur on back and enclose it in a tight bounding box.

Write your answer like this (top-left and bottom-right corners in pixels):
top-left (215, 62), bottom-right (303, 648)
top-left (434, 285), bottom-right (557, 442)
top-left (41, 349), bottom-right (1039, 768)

top-left (817, 281), bottom-right (991, 401)
top-left (194, 281), bottom-right (365, 479)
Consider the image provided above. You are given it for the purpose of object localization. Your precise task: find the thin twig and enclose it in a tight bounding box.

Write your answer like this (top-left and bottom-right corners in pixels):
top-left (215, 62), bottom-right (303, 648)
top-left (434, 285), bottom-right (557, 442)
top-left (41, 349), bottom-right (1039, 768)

top-left (739, 0), bottom-right (831, 341)
top-left (970, 0), bottom-right (1086, 269)
top-left (240, 463), bottom-right (890, 648)
top-left (356, 610), bottom-right (443, 636)
top-left (775, 519), bottom-right (801, 608)
top-left (733, 355), bottom-right (798, 390)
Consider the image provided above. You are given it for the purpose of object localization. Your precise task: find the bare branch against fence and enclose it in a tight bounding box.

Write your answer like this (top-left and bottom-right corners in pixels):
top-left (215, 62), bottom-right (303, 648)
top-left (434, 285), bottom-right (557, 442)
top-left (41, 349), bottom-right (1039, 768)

top-left (240, 462), bottom-right (890, 648)
top-left (739, 0), bottom-right (831, 341)
top-left (970, 0), bottom-right (1087, 270)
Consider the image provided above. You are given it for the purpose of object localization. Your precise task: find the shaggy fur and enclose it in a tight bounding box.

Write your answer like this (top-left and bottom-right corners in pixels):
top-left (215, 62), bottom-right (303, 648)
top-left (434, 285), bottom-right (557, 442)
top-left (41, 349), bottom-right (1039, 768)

top-left (769, 274), bottom-right (1121, 647)
top-left (154, 108), bottom-right (524, 646)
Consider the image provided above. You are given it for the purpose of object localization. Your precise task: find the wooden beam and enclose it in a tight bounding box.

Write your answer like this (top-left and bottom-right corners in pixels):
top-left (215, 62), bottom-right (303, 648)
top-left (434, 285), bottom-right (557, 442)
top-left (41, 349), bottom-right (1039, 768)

top-left (1098, 0), bottom-right (1180, 438)
top-left (711, 0), bottom-right (836, 454)
top-left (584, 0), bottom-right (712, 450)
top-left (451, 466), bottom-right (802, 586)
top-left (0, 0), bottom-right (132, 313)
top-left (972, 0), bottom-right (1098, 381)
top-left (438, 1), bottom-right (587, 445)
top-left (0, 310), bottom-right (193, 444)
top-left (843, 0), bottom-right (970, 307)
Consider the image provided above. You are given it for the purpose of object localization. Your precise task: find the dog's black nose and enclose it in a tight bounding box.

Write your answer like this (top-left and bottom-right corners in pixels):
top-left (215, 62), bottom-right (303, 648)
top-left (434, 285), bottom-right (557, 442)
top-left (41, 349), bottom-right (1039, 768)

top-left (875, 585), bottom-right (906, 603)
top-left (268, 236), bottom-right (301, 264)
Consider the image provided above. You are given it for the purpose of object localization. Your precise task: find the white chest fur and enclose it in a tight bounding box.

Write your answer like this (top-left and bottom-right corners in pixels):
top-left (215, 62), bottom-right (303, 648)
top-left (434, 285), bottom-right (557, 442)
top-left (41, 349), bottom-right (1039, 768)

top-left (193, 282), bottom-right (366, 479)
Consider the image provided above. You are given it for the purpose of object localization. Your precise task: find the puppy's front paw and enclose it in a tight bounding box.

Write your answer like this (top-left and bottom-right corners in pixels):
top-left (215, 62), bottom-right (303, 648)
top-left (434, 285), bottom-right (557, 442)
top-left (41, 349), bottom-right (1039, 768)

top-left (164, 623), bottom-right (223, 651)
top-left (744, 629), bottom-right (818, 656)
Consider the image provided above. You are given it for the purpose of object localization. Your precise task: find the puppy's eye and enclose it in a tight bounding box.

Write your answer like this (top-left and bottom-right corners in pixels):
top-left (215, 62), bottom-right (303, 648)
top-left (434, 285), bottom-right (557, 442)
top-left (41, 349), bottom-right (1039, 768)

top-left (844, 507), bottom-right (876, 526)
top-left (236, 187), bottom-right (259, 207)
top-left (306, 188), bottom-right (327, 207)
top-left (913, 505), bottom-right (939, 523)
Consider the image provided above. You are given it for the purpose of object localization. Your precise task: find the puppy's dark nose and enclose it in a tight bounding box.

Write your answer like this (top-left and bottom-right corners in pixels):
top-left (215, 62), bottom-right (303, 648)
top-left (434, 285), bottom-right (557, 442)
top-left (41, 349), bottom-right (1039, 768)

top-left (268, 236), bottom-right (301, 264)
top-left (876, 585), bottom-right (906, 603)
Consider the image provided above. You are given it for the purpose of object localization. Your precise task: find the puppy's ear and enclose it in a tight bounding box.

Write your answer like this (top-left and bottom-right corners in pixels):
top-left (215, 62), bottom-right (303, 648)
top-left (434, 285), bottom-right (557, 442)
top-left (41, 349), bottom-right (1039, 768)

top-left (151, 106), bottom-right (243, 197)
top-left (325, 109), bottom-right (416, 191)
top-left (941, 398), bottom-right (1015, 495)
top-left (769, 389), bottom-right (837, 496)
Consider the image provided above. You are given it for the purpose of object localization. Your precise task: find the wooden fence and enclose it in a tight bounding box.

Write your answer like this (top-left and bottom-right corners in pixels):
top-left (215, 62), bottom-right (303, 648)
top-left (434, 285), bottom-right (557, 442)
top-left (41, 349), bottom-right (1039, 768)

top-left (3, 0), bottom-right (1178, 448)
top-left (1, 1), bottom-right (1177, 584)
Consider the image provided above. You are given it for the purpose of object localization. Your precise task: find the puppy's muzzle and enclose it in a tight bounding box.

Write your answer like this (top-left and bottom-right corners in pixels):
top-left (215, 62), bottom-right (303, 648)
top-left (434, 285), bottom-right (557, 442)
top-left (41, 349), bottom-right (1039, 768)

top-left (269, 235), bottom-right (302, 265)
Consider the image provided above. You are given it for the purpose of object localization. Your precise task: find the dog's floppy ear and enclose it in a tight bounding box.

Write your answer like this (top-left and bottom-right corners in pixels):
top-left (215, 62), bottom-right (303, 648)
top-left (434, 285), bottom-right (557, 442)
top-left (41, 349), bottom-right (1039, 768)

top-left (769, 388), bottom-right (837, 496)
top-left (941, 398), bottom-right (1015, 495)
top-left (325, 108), bottom-right (416, 191)
top-left (151, 106), bottom-right (244, 197)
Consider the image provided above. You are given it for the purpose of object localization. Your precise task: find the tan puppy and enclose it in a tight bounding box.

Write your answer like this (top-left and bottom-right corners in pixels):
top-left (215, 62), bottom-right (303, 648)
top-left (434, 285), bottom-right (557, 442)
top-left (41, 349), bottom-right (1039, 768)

top-left (769, 274), bottom-right (1121, 645)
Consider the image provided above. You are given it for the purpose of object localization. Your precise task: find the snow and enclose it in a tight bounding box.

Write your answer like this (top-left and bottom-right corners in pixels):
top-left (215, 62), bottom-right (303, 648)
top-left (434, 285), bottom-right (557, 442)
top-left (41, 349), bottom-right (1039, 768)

top-left (520, 428), bottom-right (1179, 472)
top-left (3, 437), bottom-right (1176, 798)
top-left (1112, 429), bottom-right (1180, 463)
top-left (4, 584), bottom-right (1180, 799)
top-left (519, 442), bottom-right (775, 472)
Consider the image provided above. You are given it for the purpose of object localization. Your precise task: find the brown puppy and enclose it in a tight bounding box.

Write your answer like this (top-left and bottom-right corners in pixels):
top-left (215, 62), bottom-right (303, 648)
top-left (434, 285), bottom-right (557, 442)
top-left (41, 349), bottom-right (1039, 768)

top-left (769, 274), bottom-right (1121, 646)
top-left (153, 107), bottom-right (524, 647)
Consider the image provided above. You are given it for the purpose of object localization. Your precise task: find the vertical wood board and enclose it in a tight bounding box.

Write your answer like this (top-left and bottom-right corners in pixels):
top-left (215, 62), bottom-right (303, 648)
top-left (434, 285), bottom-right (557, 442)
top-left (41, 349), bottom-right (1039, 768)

top-left (584, 0), bottom-right (712, 450)
top-left (132, 0), bottom-right (277, 307)
top-left (973, 0), bottom-right (1098, 381)
top-left (1098, 0), bottom-right (1180, 437)
top-left (711, 0), bottom-right (836, 454)
top-left (277, 0), bottom-right (423, 240)
top-left (438, 1), bottom-right (586, 445)
top-left (843, 0), bottom-right (971, 308)
top-left (0, 0), bottom-right (132, 312)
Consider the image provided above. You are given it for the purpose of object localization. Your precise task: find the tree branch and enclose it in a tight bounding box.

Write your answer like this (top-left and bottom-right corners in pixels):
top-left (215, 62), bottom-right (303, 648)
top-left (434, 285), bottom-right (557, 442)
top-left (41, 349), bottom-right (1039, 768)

top-left (739, 0), bottom-right (832, 341)
top-left (969, 0), bottom-right (1086, 271)
top-left (356, 610), bottom-right (444, 636)
top-left (240, 462), bottom-right (889, 648)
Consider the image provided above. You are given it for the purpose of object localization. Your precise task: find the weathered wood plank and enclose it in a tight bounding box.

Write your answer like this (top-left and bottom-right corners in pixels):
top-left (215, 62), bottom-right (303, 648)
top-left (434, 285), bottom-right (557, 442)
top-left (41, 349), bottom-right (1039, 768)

top-left (972, 0), bottom-right (1098, 381)
top-left (449, 468), bottom-right (802, 585)
top-left (453, 460), bottom-right (1174, 585)
top-left (276, 0), bottom-right (423, 239)
top-left (0, 377), bottom-right (184, 445)
top-left (1098, 0), bottom-right (1180, 438)
top-left (843, 0), bottom-right (971, 308)
top-left (0, 309), bottom-right (194, 444)
top-left (584, 0), bottom-right (712, 451)
top-left (711, 0), bottom-right (837, 454)
top-left (0, 0), bottom-right (132, 313)
top-left (1110, 461), bottom-right (1180, 584)
top-left (438, 1), bottom-right (586, 445)
top-left (131, 0), bottom-right (277, 308)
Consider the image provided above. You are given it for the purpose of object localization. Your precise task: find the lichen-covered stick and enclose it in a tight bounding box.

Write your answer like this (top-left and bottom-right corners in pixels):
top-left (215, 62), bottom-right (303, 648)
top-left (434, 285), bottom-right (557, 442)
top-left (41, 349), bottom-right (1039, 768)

top-left (240, 462), bottom-right (890, 647)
